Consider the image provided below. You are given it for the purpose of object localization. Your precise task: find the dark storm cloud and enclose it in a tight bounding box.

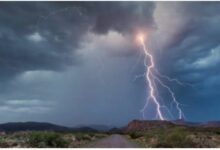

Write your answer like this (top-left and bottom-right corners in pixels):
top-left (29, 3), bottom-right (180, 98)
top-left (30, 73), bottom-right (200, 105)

top-left (89, 2), bottom-right (156, 34)
top-left (1, 1), bottom-right (220, 125)
top-left (153, 2), bottom-right (220, 121)
top-left (0, 2), bottom-right (156, 125)
top-left (0, 2), bottom-right (82, 79)
top-left (0, 2), bottom-right (155, 80)
top-left (156, 2), bottom-right (220, 82)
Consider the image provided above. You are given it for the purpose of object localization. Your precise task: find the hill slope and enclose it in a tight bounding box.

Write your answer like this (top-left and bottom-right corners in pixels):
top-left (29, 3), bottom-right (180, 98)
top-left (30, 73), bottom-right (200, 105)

top-left (0, 122), bottom-right (97, 132)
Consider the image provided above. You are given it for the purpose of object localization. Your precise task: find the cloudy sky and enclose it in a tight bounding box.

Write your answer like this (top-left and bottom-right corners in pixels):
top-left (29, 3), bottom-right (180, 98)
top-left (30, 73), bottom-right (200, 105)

top-left (0, 2), bottom-right (220, 127)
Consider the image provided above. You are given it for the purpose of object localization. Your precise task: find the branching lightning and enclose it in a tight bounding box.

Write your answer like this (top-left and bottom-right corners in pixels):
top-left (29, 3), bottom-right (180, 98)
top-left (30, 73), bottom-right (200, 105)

top-left (139, 34), bottom-right (165, 120)
top-left (137, 33), bottom-right (186, 120)
top-left (153, 75), bottom-right (184, 119)
top-left (155, 69), bottom-right (193, 87)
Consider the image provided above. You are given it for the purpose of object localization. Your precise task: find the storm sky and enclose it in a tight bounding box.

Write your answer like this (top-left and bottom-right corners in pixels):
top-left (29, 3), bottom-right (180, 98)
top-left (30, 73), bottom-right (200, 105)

top-left (0, 2), bottom-right (220, 127)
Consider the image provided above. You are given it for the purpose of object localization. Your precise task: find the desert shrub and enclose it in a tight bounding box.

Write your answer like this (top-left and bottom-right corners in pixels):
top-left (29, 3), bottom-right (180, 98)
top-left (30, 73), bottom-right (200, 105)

top-left (88, 132), bottom-right (95, 137)
top-left (0, 138), bottom-right (9, 148)
top-left (129, 132), bottom-right (143, 139)
top-left (144, 133), bottom-right (154, 142)
top-left (75, 133), bottom-right (83, 141)
top-left (75, 133), bottom-right (91, 141)
top-left (155, 128), bottom-right (195, 148)
top-left (28, 131), bottom-right (69, 148)
top-left (214, 130), bottom-right (220, 135)
top-left (143, 128), bottom-right (165, 140)
top-left (81, 134), bottom-right (91, 140)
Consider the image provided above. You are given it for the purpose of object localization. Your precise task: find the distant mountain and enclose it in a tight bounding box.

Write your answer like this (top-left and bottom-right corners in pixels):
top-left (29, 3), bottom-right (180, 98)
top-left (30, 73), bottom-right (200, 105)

top-left (75, 124), bottom-right (114, 132)
top-left (72, 126), bottom-right (98, 132)
top-left (88, 125), bottom-right (114, 132)
top-left (201, 121), bottom-right (220, 127)
top-left (171, 119), bottom-right (186, 125)
top-left (0, 122), bottom-right (97, 133)
top-left (171, 119), bottom-right (220, 127)
top-left (172, 119), bottom-right (202, 126)
top-left (108, 127), bottom-right (122, 134)
top-left (0, 122), bottom-right (70, 132)
top-left (2, 120), bottom-right (220, 133)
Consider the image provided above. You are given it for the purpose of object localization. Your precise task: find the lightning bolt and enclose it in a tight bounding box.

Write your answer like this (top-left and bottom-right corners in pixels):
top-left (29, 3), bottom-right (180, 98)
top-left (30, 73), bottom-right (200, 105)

top-left (139, 35), bottom-right (165, 120)
top-left (153, 75), bottom-right (184, 119)
top-left (138, 33), bottom-right (185, 120)
top-left (154, 69), bottom-right (193, 87)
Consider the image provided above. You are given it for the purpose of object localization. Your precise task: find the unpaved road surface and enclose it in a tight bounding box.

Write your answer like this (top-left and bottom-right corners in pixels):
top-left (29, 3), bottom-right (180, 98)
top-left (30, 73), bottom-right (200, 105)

top-left (84, 134), bottom-right (137, 148)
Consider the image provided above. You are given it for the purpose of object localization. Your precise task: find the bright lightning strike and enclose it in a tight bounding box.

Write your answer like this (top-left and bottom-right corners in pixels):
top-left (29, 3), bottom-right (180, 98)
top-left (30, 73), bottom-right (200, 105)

top-left (138, 33), bottom-right (165, 120)
top-left (137, 33), bottom-right (185, 120)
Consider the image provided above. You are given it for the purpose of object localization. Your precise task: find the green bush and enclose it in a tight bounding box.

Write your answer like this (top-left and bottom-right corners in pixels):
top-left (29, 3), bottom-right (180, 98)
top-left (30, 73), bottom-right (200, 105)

top-left (214, 130), bottom-right (220, 135)
top-left (88, 132), bottom-right (95, 137)
top-left (129, 132), bottom-right (143, 139)
top-left (75, 133), bottom-right (91, 141)
top-left (28, 131), bottom-right (69, 148)
top-left (155, 129), bottom-right (195, 148)
top-left (144, 133), bottom-right (154, 142)
top-left (0, 138), bottom-right (9, 148)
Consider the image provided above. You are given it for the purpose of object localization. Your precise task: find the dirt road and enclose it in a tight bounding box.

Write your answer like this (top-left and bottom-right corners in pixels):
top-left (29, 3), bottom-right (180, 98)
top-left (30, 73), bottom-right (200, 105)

top-left (84, 134), bottom-right (137, 148)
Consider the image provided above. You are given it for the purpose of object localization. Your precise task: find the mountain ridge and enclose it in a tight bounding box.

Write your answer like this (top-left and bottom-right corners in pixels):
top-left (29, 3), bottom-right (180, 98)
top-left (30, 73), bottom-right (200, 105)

top-left (1, 120), bottom-right (220, 133)
top-left (0, 121), bottom-right (97, 133)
